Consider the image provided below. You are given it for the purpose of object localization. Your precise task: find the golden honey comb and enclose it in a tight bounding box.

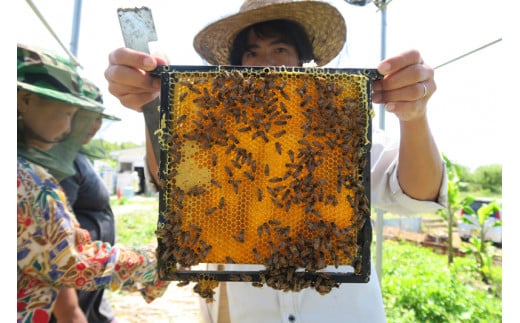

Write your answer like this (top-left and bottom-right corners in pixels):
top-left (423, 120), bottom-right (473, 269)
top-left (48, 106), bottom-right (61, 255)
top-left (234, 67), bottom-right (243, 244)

top-left (156, 66), bottom-right (377, 284)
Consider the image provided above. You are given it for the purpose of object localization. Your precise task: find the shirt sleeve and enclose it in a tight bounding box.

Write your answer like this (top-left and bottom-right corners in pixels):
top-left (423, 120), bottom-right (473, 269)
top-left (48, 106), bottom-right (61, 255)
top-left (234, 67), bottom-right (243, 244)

top-left (17, 161), bottom-right (168, 303)
top-left (370, 129), bottom-right (448, 215)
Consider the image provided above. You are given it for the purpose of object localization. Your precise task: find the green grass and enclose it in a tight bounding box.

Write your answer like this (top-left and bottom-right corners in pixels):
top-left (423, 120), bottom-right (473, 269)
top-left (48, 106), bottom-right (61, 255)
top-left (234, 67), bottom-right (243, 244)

top-left (109, 196), bottom-right (502, 321)
top-left (111, 196), bottom-right (159, 246)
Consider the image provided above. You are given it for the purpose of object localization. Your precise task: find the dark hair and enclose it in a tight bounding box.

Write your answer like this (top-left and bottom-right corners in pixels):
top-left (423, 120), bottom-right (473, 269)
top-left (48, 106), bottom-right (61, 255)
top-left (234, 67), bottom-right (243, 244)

top-left (229, 19), bottom-right (314, 66)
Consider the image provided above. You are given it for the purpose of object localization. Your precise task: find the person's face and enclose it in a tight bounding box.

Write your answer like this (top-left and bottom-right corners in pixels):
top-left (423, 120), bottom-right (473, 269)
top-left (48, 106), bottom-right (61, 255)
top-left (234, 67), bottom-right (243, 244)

top-left (83, 114), bottom-right (103, 144)
top-left (18, 91), bottom-right (79, 150)
top-left (241, 29), bottom-right (300, 67)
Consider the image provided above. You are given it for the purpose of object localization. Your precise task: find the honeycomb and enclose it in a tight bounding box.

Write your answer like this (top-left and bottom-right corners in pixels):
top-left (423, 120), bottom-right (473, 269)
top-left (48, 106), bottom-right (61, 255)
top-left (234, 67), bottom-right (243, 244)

top-left (156, 66), bottom-right (379, 297)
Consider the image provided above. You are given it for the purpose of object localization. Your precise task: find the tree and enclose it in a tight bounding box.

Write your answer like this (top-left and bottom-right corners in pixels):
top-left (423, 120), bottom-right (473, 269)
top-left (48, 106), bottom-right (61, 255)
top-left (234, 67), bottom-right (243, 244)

top-left (454, 163), bottom-right (471, 192)
top-left (473, 164), bottom-right (502, 194)
top-left (89, 138), bottom-right (143, 153)
top-left (81, 139), bottom-right (144, 171)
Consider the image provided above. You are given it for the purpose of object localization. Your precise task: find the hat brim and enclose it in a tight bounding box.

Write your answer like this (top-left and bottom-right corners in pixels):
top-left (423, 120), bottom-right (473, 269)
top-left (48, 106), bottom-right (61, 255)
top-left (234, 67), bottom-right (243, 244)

top-left (81, 97), bottom-right (121, 121)
top-left (101, 112), bottom-right (122, 121)
top-left (193, 1), bottom-right (346, 66)
top-left (18, 81), bottom-right (102, 113)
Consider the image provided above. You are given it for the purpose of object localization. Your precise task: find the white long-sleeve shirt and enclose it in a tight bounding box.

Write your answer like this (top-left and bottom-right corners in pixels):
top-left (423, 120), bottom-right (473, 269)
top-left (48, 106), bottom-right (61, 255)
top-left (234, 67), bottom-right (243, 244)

top-left (200, 129), bottom-right (448, 323)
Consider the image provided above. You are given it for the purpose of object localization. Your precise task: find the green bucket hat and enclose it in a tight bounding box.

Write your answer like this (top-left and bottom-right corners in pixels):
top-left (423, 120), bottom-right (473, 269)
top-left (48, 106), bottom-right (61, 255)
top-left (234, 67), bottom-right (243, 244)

top-left (81, 77), bottom-right (122, 121)
top-left (79, 78), bottom-right (121, 160)
top-left (17, 43), bottom-right (103, 180)
top-left (17, 43), bottom-right (102, 113)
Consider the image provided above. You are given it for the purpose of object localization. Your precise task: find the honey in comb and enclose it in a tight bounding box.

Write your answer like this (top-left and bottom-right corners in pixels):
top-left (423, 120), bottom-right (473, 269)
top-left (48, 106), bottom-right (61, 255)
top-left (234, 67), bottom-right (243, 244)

top-left (156, 66), bottom-right (376, 298)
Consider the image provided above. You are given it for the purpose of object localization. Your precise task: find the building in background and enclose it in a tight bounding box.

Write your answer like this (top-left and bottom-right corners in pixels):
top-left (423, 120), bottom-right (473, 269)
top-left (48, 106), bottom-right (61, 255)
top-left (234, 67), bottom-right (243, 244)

top-left (109, 146), bottom-right (154, 197)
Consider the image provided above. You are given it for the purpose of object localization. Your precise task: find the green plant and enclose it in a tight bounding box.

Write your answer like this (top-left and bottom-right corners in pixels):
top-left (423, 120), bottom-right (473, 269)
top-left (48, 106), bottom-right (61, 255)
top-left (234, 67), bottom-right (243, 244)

top-left (114, 197), bottom-right (129, 205)
top-left (459, 196), bottom-right (501, 285)
top-left (381, 240), bottom-right (501, 322)
top-left (111, 197), bottom-right (159, 246)
top-left (437, 153), bottom-right (462, 264)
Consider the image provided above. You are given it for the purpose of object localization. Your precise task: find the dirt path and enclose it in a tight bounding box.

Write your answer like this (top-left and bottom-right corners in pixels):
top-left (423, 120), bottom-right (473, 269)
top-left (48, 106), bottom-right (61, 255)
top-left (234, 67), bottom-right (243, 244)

top-left (107, 282), bottom-right (203, 323)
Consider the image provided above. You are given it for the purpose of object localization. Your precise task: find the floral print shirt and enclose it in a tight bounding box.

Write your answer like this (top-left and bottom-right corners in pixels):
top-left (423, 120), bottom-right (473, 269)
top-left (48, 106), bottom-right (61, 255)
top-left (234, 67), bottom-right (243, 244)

top-left (17, 156), bottom-right (168, 323)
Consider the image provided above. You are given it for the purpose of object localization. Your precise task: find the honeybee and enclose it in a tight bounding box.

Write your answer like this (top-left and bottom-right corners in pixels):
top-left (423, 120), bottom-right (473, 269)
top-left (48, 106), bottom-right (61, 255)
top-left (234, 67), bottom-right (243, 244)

top-left (300, 95), bottom-right (312, 107)
top-left (275, 142), bottom-right (282, 155)
top-left (264, 164), bottom-right (270, 176)
top-left (210, 179), bottom-right (222, 188)
top-left (241, 274), bottom-right (253, 282)
top-left (177, 280), bottom-right (190, 287)
top-left (205, 207), bottom-right (217, 216)
top-left (268, 219), bottom-right (281, 226)
top-left (252, 248), bottom-right (262, 262)
top-left (225, 256), bottom-right (237, 264)
top-left (232, 229), bottom-right (245, 243)
top-left (218, 197), bottom-right (225, 209)
top-left (243, 171), bottom-right (255, 181)
top-left (224, 166), bottom-right (234, 177)
top-left (231, 159), bottom-right (242, 169)
top-left (176, 114), bottom-right (187, 123)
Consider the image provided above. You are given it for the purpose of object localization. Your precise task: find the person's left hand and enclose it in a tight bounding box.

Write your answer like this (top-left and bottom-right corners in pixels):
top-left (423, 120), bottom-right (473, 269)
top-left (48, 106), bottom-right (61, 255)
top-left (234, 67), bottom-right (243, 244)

top-left (371, 49), bottom-right (436, 122)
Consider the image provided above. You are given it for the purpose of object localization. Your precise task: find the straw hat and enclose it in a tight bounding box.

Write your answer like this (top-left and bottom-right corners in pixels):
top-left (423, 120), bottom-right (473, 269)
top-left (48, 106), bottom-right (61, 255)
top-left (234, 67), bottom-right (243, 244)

top-left (193, 0), bottom-right (346, 66)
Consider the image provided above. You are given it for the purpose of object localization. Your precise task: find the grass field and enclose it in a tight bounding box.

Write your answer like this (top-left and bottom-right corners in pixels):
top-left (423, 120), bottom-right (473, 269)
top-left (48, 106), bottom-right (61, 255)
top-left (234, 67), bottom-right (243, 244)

top-left (111, 195), bottom-right (159, 246)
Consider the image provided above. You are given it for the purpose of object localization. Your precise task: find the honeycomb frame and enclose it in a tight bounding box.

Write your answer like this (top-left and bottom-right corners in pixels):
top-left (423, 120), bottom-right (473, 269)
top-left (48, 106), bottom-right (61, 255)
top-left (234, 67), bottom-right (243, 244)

top-left (154, 65), bottom-right (381, 291)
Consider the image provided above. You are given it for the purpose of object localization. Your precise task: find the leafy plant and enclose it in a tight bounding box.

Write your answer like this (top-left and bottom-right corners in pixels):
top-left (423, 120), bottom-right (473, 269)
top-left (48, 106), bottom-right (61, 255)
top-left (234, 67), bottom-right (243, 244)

top-left (381, 240), bottom-right (501, 322)
top-left (459, 196), bottom-right (501, 285)
top-left (437, 153), bottom-right (462, 264)
top-left (114, 197), bottom-right (129, 205)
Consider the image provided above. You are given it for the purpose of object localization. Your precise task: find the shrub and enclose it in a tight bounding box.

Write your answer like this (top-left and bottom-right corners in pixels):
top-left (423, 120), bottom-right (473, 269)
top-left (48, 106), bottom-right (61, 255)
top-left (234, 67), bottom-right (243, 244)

top-left (381, 240), bottom-right (501, 322)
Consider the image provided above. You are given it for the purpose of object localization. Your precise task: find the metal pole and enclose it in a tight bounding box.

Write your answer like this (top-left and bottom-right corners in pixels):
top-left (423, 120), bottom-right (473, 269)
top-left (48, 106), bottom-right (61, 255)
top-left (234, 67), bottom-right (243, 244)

top-left (378, 3), bottom-right (387, 131)
top-left (434, 38), bottom-right (502, 70)
top-left (70, 0), bottom-right (82, 56)
top-left (375, 0), bottom-right (387, 287)
top-left (25, 0), bottom-right (82, 68)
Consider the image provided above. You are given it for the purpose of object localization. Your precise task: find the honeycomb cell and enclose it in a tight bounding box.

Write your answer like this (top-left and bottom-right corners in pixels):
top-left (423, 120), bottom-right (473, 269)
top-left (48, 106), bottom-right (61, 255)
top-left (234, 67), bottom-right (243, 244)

top-left (156, 66), bottom-right (379, 296)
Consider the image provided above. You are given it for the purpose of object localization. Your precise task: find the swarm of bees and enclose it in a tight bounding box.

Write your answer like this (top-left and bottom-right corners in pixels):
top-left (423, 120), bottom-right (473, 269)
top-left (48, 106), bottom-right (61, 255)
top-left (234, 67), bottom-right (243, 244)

top-left (155, 66), bottom-right (379, 301)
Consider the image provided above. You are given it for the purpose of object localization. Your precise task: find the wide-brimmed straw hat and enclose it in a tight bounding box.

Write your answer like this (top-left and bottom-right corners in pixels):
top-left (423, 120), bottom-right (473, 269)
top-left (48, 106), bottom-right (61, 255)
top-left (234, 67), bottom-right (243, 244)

top-left (193, 0), bottom-right (346, 66)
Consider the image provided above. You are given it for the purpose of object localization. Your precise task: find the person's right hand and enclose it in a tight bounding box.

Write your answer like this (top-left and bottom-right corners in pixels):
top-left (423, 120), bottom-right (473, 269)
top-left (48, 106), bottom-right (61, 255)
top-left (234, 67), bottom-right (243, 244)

top-left (105, 48), bottom-right (169, 112)
top-left (53, 288), bottom-right (88, 323)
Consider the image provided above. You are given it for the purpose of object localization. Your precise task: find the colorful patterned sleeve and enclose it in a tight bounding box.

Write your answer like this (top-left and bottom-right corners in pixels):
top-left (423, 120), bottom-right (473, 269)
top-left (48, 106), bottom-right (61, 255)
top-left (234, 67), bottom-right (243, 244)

top-left (17, 158), bottom-right (169, 316)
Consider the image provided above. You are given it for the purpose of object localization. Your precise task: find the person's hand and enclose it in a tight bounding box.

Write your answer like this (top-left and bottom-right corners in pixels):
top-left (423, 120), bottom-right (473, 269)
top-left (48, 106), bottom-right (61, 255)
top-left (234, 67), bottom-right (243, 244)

top-left (140, 279), bottom-right (171, 303)
top-left (104, 47), bottom-right (169, 112)
top-left (55, 307), bottom-right (87, 323)
top-left (372, 49), bottom-right (436, 122)
top-left (53, 288), bottom-right (88, 323)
